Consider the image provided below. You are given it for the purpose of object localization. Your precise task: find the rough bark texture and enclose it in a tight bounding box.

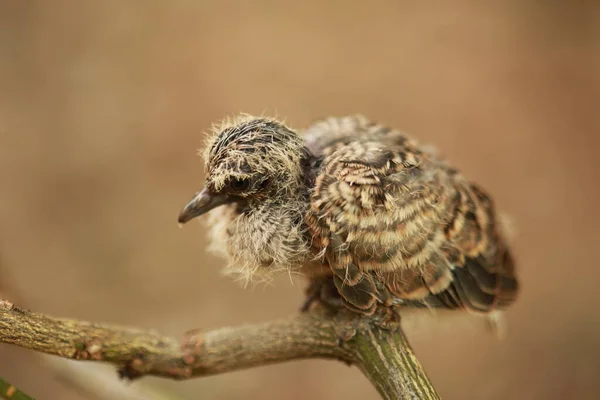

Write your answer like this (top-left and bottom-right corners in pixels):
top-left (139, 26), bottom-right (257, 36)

top-left (0, 299), bottom-right (439, 399)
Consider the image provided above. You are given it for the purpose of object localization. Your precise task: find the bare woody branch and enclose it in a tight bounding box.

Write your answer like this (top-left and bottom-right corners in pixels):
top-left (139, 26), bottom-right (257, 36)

top-left (0, 299), bottom-right (440, 400)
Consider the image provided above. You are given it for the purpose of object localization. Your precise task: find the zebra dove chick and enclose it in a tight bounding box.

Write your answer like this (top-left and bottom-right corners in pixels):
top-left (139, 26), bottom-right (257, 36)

top-left (178, 114), bottom-right (519, 316)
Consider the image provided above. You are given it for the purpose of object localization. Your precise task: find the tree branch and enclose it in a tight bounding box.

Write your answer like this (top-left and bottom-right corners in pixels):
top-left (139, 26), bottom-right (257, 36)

top-left (0, 299), bottom-right (439, 399)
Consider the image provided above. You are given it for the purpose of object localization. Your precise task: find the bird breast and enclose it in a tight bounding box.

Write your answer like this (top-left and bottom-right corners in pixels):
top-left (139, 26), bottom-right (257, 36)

top-left (205, 201), bottom-right (312, 283)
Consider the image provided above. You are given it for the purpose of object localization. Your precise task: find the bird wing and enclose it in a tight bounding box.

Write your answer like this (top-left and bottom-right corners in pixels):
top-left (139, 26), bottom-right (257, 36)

top-left (304, 116), bottom-right (519, 315)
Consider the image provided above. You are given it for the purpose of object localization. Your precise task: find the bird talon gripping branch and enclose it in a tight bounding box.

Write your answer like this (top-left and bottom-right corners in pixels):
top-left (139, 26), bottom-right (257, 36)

top-left (179, 114), bottom-right (519, 319)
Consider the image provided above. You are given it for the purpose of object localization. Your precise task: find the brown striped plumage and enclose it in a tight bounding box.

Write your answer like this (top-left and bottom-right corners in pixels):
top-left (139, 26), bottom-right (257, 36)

top-left (178, 114), bottom-right (519, 317)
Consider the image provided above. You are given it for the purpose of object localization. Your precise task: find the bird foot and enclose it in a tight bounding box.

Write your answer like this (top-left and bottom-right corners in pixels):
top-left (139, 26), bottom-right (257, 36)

top-left (300, 278), bottom-right (345, 313)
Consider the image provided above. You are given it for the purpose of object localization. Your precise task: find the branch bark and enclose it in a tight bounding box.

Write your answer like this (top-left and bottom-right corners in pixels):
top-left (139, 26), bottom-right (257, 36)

top-left (0, 299), bottom-right (439, 399)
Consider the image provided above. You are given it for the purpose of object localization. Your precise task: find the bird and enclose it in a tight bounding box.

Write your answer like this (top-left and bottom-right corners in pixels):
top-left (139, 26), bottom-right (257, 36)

top-left (178, 114), bottom-right (519, 318)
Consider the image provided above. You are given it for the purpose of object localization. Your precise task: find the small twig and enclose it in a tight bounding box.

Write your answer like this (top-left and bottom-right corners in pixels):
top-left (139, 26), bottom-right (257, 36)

top-left (0, 376), bottom-right (34, 400)
top-left (0, 298), bottom-right (439, 399)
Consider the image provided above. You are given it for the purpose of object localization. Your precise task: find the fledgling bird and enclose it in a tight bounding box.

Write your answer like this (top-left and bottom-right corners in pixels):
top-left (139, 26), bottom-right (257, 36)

top-left (178, 115), bottom-right (519, 318)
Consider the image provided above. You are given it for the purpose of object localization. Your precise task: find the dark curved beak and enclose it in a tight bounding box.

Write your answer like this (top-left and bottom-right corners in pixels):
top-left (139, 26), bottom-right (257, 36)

top-left (178, 187), bottom-right (234, 225)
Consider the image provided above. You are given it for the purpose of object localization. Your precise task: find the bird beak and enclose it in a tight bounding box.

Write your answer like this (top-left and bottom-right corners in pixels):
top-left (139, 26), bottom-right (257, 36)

top-left (177, 187), bottom-right (234, 225)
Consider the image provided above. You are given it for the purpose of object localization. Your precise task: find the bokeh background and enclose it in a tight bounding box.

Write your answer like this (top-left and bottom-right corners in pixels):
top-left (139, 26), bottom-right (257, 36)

top-left (1, 1), bottom-right (599, 399)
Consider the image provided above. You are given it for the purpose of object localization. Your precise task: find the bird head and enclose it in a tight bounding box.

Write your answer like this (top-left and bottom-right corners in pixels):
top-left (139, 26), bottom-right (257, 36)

top-left (178, 115), bottom-right (310, 225)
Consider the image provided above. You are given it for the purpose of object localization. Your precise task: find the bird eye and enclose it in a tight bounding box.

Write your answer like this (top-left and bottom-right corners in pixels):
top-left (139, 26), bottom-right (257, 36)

top-left (230, 178), bottom-right (251, 191)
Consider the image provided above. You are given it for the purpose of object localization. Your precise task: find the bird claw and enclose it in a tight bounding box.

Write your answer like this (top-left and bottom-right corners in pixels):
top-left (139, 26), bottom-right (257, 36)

top-left (301, 278), bottom-right (345, 313)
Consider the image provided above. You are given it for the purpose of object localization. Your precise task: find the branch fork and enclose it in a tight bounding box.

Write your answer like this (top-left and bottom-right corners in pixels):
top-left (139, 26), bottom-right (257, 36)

top-left (0, 298), bottom-right (440, 399)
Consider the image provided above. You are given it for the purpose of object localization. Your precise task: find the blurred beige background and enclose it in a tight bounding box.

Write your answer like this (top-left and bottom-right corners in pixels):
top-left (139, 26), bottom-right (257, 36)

top-left (1, 1), bottom-right (599, 399)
